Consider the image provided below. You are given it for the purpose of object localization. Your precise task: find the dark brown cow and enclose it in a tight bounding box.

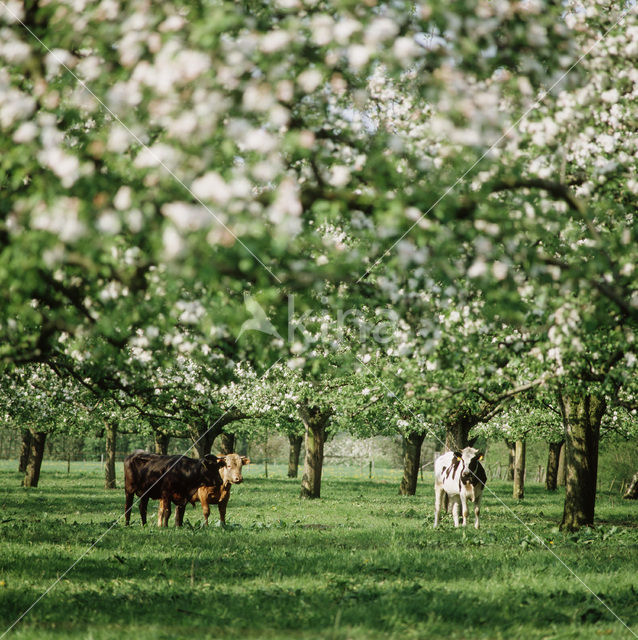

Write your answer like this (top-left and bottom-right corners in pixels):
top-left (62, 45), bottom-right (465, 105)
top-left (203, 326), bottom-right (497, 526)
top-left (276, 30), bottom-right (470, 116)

top-left (175, 453), bottom-right (250, 526)
top-left (124, 451), bottom-right (225, 527)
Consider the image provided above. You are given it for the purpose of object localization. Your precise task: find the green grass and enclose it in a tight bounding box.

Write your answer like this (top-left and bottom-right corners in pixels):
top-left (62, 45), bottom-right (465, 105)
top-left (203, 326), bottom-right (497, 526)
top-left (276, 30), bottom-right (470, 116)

top-left (1, 461), bottom-right (637, 640)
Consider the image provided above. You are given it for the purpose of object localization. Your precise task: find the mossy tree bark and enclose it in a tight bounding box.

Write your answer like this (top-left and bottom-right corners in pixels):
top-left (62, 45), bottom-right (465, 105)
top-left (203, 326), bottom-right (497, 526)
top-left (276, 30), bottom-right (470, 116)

top-left (287, 434), bottom-right (303, 478)
top-left (445, 409), bottom-right (475, 451)
top-left (545, 441), bottom-right (564, 491)
top-left (154, 431), bottom-right (169, 455)
top-left (513, 440), bottom-right (526, 500)
top-left (623, 472), bottom-right (638, 499)
top-left (104, 421), bottom-right (117, 489)
top-left (219, 432), bottom-right (235, 455)
top-left (398, 432), bottom-right (425, 496)
top-left (191, 422), bottom-right (223, 458)
top-left (18, 430), bottom-right (32, 473)
top-left (23, 430), bottom-right (46, 487)
top-left (557, 441), bottom-right (566, 486)
top-left (559, 392), bottom-right (606, 531)
top-left (300, 404), bottom-right (331, 499)
top-left (505, 439), bottom-right (516, 481)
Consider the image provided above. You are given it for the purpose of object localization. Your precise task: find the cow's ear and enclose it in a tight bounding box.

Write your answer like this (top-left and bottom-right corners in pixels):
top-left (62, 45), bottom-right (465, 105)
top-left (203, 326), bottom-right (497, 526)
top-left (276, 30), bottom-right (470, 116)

top-left (453, 451), bottom-right (462, 460)
top-left (476, 452), bottom-right (484, 461)
top-left (216, 455), bottom-right (227, 467)
top-left (241, 456), bottom-right (250, 466)
top-left (202, 455), bottom-right (217, 468)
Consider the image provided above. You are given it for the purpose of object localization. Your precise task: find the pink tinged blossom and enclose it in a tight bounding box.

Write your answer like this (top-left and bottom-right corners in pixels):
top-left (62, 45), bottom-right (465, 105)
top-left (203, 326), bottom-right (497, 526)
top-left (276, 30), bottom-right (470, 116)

top-left (260, 30), bottom-right (291, 53)
top-left (113, 186), bottom-right (132, 210)
top-left (329, 165), bottom-right (351, 188)
top-left (162, 225), bottom-right (184, 259)
top-left (393, 37), bottom-right (421, 64)
top-left (364, 18), bottom-right (398, 46)
top-left (467, 259), bottom-right (488, 278)
top-left (159, 15), bottom-right (186, 32)
top-left (492, 261), bottom-right (508, 281)
top-left (311, 15), bottom-right (334, 46)
top-left (97, 211), bottom-right (121, 234)
top-left (0, 0), bottom-right (25, 23)
top-left (38, 148), bottom-right (80, 187)
top-left (45, 49), bottom-right (76, 77)
top-left (0, 38), bottom-right (31, 63)
top-left (191, 172), bottom-right (232, 205)
top-left (601, 88), bottom-right (620, 104)
top-left (12, 121), bottom-right (37, 143)
top-left (333, 17), bottom-right (361, 44)
top-left (31, 197), bottom-right (85, 242)
top-left (297, 69), bottom-right (323, 94)
top-left (161, 202), bottom-right (212, 231)
top-left (348, 44), bottom-right (371, 71)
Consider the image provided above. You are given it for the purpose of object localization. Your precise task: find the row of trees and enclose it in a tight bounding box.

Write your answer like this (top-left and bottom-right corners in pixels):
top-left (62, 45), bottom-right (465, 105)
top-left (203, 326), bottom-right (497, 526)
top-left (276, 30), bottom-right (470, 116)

top-left (1, 1), bottom-right (637, 528)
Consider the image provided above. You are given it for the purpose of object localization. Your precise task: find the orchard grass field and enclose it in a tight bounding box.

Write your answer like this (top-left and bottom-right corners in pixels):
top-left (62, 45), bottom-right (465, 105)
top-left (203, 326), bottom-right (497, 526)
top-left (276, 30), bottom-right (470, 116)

top-left (1, 461), bottom-right (637, 640)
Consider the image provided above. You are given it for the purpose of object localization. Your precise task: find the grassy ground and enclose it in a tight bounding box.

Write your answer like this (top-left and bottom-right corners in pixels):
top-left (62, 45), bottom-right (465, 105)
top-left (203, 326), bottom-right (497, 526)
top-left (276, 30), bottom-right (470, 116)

top-left (0, 461), bottom-right (637, 640)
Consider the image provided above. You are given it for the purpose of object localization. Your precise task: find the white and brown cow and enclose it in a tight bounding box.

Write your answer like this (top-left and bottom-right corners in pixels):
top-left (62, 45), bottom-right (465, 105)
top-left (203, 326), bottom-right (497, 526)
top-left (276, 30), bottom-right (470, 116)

top-left (434, 447), bottom-right (486, 529)
top-left (174, 453), bottom-right (250, 526)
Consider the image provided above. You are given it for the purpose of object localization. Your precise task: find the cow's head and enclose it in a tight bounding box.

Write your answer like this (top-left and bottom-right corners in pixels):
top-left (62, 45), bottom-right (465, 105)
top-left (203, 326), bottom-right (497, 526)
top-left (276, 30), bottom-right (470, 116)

top-left (216, 453), bottom-right (250, 485)
top-left (458, 447), bottom-right (484, 485)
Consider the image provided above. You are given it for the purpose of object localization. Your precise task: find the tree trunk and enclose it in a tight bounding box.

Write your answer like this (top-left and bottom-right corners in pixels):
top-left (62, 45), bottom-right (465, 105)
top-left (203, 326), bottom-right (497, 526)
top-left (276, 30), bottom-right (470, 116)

top-left (300, 405), bottom-right (331, 499)
top-left (191, 422), bottom-right (223, 458)
top-left (18, 430), bottom-right (32, 473)
top-left (513, 440), bottom-right (526, 500)
top-left (557, 441), bottom-right (566, 486)
top-left (505, 439), bottom-right (516, 481)
top-left (559, 392), bottom-right (606, 531)
top-left (398, 432), bottom-right (426, 495)
top-left (445, 408), bottom-right (476, 451)
top-left (219, 432), bottom-right (235, 454)
top-left (623, 472), bottom-right (638, 499)
top-left (287, 434), bottom-right (303, 478)
top-left (545, 440), bottom-right (564, 491)
top-left (23, 431), bottom-right (46, 488)
top-left (104, 422), bottom-right (117, 489)
top-left (154, 432), bottom-right (169, 455)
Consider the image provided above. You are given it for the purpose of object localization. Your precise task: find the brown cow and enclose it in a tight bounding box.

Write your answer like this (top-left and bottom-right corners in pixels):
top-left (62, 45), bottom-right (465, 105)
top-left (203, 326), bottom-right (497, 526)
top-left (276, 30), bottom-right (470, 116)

top-left (124, 451), bottom-right (225, 527)
top-left (175, 453), bottom-right (250, 526)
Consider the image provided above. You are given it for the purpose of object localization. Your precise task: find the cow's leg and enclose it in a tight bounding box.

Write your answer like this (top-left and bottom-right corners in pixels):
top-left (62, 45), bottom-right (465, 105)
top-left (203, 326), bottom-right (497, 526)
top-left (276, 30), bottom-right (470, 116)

top-left (434, 485), bottom-right (445, 528)
top-left (157, 497), bottom-right (171, 527)
top-left (451, 497), bottom-right (460, 527)
top-left (125, 491), bottom-right (134, 525)
top-left (201, 495), bottom-right (210, 526)
top-left (139, 495), bottom-right (150, 526)
top-left (175, 503), bottom-right (185, 527)
top-left (474, 494), bottom-right (481, 529)
top-left (218, 496), bottom-right (229, 526)
top-left (159, 498), bottom-right (171, 527)
top-left (461, 493), bottom-right (469, 527)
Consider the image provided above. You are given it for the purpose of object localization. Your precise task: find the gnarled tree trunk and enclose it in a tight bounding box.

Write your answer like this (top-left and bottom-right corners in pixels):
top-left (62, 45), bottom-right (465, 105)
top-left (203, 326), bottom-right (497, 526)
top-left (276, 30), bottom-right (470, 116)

top-left (623, 472), bottom-right (638, 499)
top-left (445, 409), bottom-right (475, 451)
top-left (557, 441), bottom-right (566, 486)
top-left (18, 430), bottom-right (32, 473)
top-left (219, 432), bottom-right (235, 455)
top-left (191, 422), bottom-right (223, 458)
top-left (559, 392), bottom-right (606, 531)
top-left (23, 431), bottom-right (47, 488)
top-left (300, 404), bottom-right (331, 499)
top-left (398, 432), bottom-right (425, 496)
top-left (513, 440), bottom-right (526, 500)
top-left (154, 431), bottom-right (169, 455)
top-left (545, 440), bottom-right (564, 491)
top-left (505, 439), bottom-right (516, 481)
top-left (104, 421), bottom-right (117, 489)
top-left (287, 434), bottom-right (303, 478)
